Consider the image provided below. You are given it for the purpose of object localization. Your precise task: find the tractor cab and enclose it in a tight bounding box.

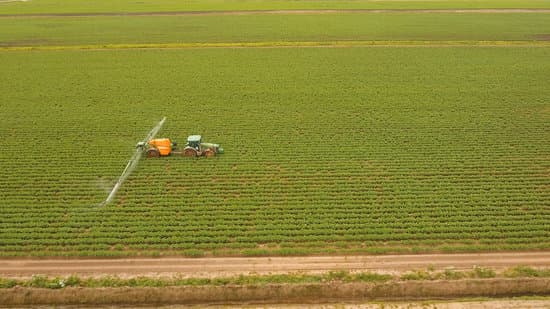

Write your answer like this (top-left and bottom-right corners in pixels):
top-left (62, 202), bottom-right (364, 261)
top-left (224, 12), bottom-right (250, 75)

top-left (186, 135), bottom-right (202, 150)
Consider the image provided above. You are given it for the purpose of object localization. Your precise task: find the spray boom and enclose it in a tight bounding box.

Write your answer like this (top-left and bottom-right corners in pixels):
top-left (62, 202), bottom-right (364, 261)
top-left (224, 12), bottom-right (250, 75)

top-left (99, 117), bottom-right (166, 206)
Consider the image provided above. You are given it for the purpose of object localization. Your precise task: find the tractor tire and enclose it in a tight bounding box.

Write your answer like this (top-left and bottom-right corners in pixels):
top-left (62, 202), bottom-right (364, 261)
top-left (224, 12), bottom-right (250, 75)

top-left (146, 148), bottom-right (160, 158)
top-left (204, 149), bottom-right (215, 158)
top-left (183, 147), bottom-right (198, 157)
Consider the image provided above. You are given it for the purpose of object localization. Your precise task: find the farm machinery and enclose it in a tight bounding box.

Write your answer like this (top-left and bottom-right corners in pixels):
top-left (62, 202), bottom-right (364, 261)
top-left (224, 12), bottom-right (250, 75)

top-left (101, 118), bottom-right (225, 206)
top-left (137, 135), bottom-right (224, 158)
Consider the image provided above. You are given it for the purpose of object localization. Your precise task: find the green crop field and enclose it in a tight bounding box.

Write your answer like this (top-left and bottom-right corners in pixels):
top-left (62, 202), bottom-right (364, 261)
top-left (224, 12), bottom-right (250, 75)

top-left (2, 0), bottom-right (550, 15)
top-left (0, 0), bottom-right (549, 257)
top-left (2, 13), bottom-right (550, 48)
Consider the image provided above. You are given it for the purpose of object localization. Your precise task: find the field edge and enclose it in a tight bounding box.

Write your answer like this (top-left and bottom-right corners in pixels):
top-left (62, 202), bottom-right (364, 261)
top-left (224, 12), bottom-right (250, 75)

top-left (1, 278), bottom-right (548, 305)
top-left (2, 40), bottom-right (550, 51)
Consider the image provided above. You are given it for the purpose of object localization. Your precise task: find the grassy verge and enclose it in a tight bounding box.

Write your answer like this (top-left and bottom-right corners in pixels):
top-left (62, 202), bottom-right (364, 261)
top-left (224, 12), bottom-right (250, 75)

top-left (1, 267), bottom-right (548, 289)
top-left (0, 271), bottom-right (390, 289)
top-left (2, 279), bottom-right (549, 306)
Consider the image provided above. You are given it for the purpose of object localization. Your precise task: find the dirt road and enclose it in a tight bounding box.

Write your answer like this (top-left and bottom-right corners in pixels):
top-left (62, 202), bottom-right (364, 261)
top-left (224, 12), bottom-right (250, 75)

top-left (1, 252), bottom-right (548, 278)
top-left (230, 300), bottom-right (550, 308)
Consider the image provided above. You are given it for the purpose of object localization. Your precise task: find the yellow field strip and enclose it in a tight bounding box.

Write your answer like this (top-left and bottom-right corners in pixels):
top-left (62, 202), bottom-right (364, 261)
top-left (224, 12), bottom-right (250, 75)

top-left (2, 40), bottom-right (550, 51)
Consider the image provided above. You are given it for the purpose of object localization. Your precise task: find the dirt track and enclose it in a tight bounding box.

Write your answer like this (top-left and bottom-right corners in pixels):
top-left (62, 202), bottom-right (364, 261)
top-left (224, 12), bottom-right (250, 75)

top-left (1, 8), bottom-right (550, 18)
top-left (1, 252), bottom-right (548, 278)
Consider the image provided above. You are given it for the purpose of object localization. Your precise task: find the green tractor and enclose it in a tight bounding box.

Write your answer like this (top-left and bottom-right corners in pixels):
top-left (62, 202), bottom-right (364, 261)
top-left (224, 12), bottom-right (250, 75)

top-left (183, 135), bottom-right (224, 157)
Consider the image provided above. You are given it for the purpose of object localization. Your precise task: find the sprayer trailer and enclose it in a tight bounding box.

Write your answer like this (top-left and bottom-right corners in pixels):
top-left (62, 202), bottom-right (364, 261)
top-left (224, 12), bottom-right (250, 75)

top-left (137, 135), bottom-right (224, 158)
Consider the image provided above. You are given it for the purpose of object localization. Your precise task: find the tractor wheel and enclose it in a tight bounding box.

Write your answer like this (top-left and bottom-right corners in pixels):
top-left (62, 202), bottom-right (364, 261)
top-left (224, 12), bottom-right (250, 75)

top-left (146, 148), bottom-right (160, 158)
top-left (204, 149), bottom-right (215, 158)
top-left (183, 147), bottom-right (198, 157)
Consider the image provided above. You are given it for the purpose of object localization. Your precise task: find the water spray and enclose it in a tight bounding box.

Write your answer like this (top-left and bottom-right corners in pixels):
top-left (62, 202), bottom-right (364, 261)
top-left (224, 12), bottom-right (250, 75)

top-left (99, 117), bottom-right (166, 206)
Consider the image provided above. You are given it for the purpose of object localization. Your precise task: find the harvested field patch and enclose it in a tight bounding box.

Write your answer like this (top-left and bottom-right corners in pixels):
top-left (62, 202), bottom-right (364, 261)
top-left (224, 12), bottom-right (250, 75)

top-left (535, 34), bottom-right (550, 40)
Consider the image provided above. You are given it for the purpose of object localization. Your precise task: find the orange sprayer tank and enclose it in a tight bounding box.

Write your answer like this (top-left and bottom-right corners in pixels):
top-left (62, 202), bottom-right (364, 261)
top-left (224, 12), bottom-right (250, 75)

top-left (149, 138), bottom-right (172, 156)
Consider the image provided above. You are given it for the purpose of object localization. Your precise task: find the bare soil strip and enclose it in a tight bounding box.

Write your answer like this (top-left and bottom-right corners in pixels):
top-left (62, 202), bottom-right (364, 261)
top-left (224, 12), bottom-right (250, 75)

top-left (1, 252), bottom-right (548, 278)
top-left (1, 9), bottom-right (550, 18)
top-left (2, 40), bottom-right (549, 51)
top-left (1, 278), bottom-right (548, 306)
top-left (237, 300), bottom-right (550, 309)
